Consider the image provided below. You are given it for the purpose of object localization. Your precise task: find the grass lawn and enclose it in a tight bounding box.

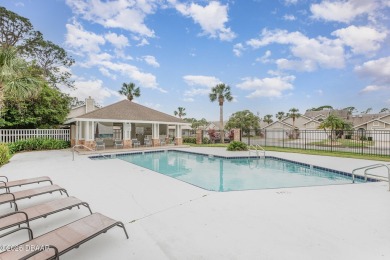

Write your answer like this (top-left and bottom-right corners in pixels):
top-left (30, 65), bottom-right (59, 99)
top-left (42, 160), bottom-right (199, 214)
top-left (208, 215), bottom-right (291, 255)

top-left (309, 139), bottom-right (374, 148)
top-left (184, 143), bottom-right (390, 162)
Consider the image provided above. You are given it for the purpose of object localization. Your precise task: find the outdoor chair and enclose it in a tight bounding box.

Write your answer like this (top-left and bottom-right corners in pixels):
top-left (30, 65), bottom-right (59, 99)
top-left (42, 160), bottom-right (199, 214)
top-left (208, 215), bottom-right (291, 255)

top-left (144, 138), bottom-right (152, 147)
top-left (95, 139), bottom-right (105, 150)
top-left (0, 176), bottom-right (52, 193)
top-left (160, 139), bottom-right (166, 146)
top-left (0, 185), bottom-right (68, 211)
top-left (132, 138), bottom-right (140, 148)
top-left (0, 196), bottom-right (92, 232)
top-left (0, 213), bottom-right (129, 259)
top-left (114, 139), bottom-right (123, 149)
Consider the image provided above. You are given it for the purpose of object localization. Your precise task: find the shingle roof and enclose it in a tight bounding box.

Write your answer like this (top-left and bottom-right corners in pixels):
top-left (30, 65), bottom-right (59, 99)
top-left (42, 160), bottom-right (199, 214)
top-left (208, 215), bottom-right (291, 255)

top-left (75, 99), bottom-right (186, 124)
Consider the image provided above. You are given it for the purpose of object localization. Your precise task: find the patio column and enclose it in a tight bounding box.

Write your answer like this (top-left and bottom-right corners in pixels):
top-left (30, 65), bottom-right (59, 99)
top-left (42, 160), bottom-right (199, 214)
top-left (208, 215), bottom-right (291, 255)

top-left (123, 122), bottom-right (131, 148)
top-left (175, 125), bottom-right (183, 145)
top-left (84, 121), bottom-right (95, 150)
top-left (152, 123), bottom-right (160, 146)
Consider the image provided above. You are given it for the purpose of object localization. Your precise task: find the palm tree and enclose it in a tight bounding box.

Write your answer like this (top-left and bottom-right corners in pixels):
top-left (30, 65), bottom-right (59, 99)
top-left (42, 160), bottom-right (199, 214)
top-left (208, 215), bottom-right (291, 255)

top-left (275, 111), bottom-right (285, 121)
top-left (287, 108), bottom-right (301, 129)
top-left (118, 82), bottom-right (140, 101)
top-left (380, 108), bottom-right (389, 113)
top-left (318, 114), bottom-right (352, 141)
top-left (0, 47), bottom-right (44, 111)
top-left (209, 83), bottom-right (233, 143)
top-left (174, 107), bottom-right (186, 118)
top-left (263, 114), bottom-right (273, 125)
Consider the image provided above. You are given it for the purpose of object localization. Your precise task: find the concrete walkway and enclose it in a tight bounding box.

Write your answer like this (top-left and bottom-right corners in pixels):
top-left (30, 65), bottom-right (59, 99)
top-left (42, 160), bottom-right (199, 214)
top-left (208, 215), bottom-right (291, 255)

top-left (0, 147), bottom-right (389, 259)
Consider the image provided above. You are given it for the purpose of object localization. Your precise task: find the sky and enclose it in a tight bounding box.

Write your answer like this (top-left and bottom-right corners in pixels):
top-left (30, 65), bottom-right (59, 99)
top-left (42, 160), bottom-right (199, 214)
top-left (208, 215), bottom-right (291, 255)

top-left (2, 0), bottom-right (390, 121)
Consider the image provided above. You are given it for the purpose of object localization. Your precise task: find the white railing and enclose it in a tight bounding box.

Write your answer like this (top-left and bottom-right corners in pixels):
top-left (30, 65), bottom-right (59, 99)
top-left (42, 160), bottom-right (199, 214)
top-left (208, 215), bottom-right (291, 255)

top-left (0, 129), bottom-right (70, 143)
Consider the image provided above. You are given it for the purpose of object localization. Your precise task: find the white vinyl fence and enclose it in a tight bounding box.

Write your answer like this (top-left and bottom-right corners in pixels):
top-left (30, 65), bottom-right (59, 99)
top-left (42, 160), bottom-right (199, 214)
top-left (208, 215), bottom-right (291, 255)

top-left (0, 129), bottom-right (70, 143)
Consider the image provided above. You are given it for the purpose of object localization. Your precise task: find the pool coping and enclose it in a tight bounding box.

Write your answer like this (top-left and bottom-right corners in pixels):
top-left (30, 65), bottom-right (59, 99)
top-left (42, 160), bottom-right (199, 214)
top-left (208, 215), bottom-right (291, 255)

top-left (89, 149), bottom-right (380, 183)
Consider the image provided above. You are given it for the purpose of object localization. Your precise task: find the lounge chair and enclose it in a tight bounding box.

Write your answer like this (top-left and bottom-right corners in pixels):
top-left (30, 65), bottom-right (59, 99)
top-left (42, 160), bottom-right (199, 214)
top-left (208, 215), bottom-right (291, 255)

top-left (160, 139), bottom-right (166, 146)
top-left (0, 196), bottom-right (92, 232)
top-left (0, 176), bottom-right (52, 193)
top-left (132, 138), bottom-right (140, 148)
top-left (0, 213), bottom-right (129, 259)
top-left (114, 139), bottom-right (123, 149)
top-left (95, 139), bottom-right (105, 150)
top-left (0, 185), bottom-right (68, 210)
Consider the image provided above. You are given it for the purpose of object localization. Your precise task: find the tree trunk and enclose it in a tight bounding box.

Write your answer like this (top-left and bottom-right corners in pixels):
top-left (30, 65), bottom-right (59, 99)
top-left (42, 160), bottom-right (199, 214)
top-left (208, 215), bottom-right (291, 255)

top-left (220, 104), bottom-right (224, 144)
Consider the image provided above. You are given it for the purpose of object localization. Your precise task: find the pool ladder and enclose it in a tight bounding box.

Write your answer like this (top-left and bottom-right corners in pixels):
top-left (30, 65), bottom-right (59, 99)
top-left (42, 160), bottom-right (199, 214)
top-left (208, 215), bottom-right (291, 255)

top-left (248, 145), bottom-right (266, 159)
top-left (351, 163), bottom-right (390, 191)
top-left (72, 144), bottom-right (111, 161)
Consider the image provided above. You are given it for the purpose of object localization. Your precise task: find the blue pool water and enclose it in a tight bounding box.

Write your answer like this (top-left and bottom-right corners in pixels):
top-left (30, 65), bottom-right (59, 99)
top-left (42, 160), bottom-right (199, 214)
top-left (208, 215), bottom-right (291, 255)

top-left (95, 150), bottom-right (365, 191)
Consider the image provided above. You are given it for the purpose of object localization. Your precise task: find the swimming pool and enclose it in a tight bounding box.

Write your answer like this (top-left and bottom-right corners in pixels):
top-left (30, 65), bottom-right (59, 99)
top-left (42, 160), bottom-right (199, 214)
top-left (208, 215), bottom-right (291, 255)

top-left (92, 150), bottom-right (367, 191)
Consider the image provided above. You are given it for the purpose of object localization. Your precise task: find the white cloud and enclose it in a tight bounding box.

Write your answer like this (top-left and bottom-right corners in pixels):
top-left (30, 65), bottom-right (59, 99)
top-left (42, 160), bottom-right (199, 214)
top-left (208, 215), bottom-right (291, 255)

top-left (284, 0), bottom-right (298, 4)
top-left (332, 26), bottom-right (387, 55)
top-left (283, 14), bottom-right (296, 21)
top-left (136, 38), bottom-right (150, 46)
top-left (104, 32), bottom-right (129, 49)
top-left (142, 55), bottom-right (160, 67)
top-left (247, 29), bottom-right (345, 71)
top-left (360, 85), bottom-right (387, 93)
top-left (183, 75), bottom-right (222, 98)
top-left (65, 20), bottom-right (105, 54)
top-left (62, 79), bottom-right (120, 105)
top-left (256, 50), bottom-right (272, 64)
top-left (173, 1), bottom-right (236, 41)
top-left (276, 59), bottom-right (317, 72)
top-left (233, 43), bottom-right (245, 57)
top-left (310, 0), bottom-right (377, 23)
top-left (236, 75), bottom-right (295, 98)
top-left (355, 56), bottom-right (390, 85)
top-left (183, 75), bottom-right (222, 88)
top-left (65, 0), bottom-right (156, 37)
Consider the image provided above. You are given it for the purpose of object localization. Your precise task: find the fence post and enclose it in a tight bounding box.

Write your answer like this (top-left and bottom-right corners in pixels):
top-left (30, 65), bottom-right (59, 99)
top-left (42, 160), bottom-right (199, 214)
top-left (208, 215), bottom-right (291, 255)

top-left (265, 129), bottom-right (267, 147)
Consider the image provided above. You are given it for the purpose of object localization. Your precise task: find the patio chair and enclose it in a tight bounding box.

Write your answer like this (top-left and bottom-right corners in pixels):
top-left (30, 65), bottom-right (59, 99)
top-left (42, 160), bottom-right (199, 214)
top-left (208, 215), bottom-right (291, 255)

top-left (160, 138), bottom-right (166, 146)
top-left (132, 138), bottom-right (140, 148)
top-left (0, 176), bottom-right (52, 193)
top-left (0, 213), bottom-right (129, 259)
top-left (144, 138), bottom-right (152, 147)
top-left (0, 185), bottom-right (68, 211)
top-left (114, 139), bottom-right (123, 149)
top-left (0, 196), bottom-right (92, 232)
top-left (95, 139), bottom-right (105, 150)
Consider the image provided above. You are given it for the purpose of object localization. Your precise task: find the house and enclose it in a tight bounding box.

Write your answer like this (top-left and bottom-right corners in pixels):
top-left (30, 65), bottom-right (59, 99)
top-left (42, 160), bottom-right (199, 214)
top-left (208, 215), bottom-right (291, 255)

top-left (65, 99), bottom-right (190, 149)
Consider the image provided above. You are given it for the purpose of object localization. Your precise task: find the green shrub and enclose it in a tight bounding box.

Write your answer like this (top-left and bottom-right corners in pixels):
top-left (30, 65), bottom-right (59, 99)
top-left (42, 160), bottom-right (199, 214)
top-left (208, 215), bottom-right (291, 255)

top-left (202, 137), bottom-right (210, 144)
top-left (183, 137), bottom-right (196, 144)
top-left (227, 141), bottom-right (248, 151)
top-left (0, 143), bottom-right (10, 166)
top-left (7, 138), bottom-right (70, 155)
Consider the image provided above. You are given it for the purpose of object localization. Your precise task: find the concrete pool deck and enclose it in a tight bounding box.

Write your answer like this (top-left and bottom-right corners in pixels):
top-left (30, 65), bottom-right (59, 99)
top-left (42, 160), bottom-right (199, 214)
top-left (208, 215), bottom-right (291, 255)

top-left (0, 147), bottom-right (389, 259)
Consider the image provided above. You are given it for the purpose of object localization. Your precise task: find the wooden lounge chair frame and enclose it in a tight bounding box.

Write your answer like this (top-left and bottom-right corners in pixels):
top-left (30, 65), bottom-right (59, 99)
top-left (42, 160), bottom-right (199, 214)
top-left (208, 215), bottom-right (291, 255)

top-left (0, 176), bottom-right (52, 193)
top-left (0, 213), bottom-right (129, 260)
top-left (0, 185), bottom-right (68, 211)
top-left (0, 196), bottom-right (92, 232)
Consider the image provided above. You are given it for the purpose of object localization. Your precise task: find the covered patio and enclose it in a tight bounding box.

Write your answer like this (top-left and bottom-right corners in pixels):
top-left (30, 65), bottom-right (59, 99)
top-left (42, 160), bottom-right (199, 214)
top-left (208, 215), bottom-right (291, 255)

top-left (65, 100), bottom-right (190, 150)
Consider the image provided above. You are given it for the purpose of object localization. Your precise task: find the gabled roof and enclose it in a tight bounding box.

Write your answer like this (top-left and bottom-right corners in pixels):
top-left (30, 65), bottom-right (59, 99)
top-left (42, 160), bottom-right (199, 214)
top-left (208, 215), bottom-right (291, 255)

top-left (261, 120), bottom-right (295, 130)
top-left (69, 100), bottom-right (187, 124)
top-left (353, 118), bottom-right (390, 129)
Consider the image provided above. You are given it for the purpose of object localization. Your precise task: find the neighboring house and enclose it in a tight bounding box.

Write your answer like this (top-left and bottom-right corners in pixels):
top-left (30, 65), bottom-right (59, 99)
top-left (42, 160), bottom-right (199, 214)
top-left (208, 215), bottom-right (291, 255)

top-left (65, 99), bottom-right (190, 148)
top-left (261, 107), bottom-right (390, 140)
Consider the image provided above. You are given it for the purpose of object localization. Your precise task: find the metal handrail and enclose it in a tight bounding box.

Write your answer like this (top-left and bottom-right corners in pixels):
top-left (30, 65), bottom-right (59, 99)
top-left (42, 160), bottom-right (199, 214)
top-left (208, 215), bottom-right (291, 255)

top-left (72, 144), bottom-right (111, 161)
top-left (248, 145), bottom-right (266, 158)
top-left (352, 163), bottom-right (390, 191)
